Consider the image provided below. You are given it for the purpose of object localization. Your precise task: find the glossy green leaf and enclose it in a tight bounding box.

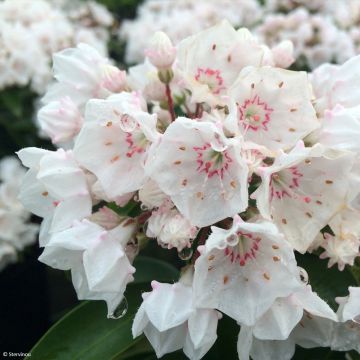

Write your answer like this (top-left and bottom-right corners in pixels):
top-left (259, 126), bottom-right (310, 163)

top-left (30, 284), bottom-right (144, 360)
top-left (133, 256), bottom-right (179, 284)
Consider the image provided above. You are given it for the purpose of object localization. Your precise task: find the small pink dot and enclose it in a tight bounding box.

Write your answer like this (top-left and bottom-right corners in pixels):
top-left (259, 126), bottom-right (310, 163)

top-left (304, 197), bottom-right (311, 203)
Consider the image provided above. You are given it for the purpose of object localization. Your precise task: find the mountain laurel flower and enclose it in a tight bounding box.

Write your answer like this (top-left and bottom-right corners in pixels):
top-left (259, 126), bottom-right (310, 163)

top-left (15, 21), bottom-right (360, 359)
top-left (145, 31), bottom-right (176, 70)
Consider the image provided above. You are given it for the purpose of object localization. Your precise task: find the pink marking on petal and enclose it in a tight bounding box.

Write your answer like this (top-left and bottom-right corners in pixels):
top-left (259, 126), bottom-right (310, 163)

top-left (125, 132), bottom-right (147, 158)
top-left (194, 67), bottom-right (226, 94)
top-left (238, 95), bottom-right (273, 131)
top-left (193, 142), bottom-right (232, 179)
top-left (224, 232), bottom-right (261, 267)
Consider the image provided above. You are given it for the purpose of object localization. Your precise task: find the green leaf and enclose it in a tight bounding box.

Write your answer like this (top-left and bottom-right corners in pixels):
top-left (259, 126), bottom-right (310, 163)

top-left (133, 256), bottom-right (179, 284)
top-left (116, 337), bottom-right (153, 359)
top-left (296, 253), bottom-right (357, 309)
top-left (30, 284), bottom-right (145, 360)
top-left (106, 200), bottom-right (142, 218)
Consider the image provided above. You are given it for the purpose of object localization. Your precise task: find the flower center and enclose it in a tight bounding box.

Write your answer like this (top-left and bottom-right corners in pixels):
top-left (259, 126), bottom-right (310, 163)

top-left (224, 231), bottom-right (261, 266)
top-left (193, 142), bottom-right (232, 179)
top-left (270, 166), bottom-right (311, 203)
top-left (194, 68), bottom-right (226, 94)
top-left (126, 131), bottom-right (148, 158)
top-left (238, 95), bottom-right (273, 131)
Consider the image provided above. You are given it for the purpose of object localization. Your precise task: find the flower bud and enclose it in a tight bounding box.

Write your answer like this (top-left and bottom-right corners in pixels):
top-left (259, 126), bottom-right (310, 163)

top-left (271, 40), bottom-right (295, 68)
top-left (145, 31), bottom-right (176, 70)
top-left (100, 64), bottom-right (127, 93)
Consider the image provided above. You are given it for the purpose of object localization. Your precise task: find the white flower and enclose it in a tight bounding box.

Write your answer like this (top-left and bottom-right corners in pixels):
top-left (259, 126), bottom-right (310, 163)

top-left (193, 215), bottom-right (301, 326)
top-left (177, 21), bottom-right (265, 106)
top-left (145, 31), bottom-right (176, 69)
top-left (74, 92), bottom-right (158, 200)
top-left (17, 147), bottom-right (92, 238)
top-left (132, 278), bottom-right (220, 359)
top-left (39, 219), bottom-right (136, 316)
top-left (253, 142), bottom-right (356, 252)
top-left (147, 117), bottom-right (249, 227)
top-left (227, 66), bottom-right (318, 151)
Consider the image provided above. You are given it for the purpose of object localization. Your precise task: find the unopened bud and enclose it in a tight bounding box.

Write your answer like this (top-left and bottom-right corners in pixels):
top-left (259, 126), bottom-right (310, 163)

top-left (145, 31), bottom-right (176, 70)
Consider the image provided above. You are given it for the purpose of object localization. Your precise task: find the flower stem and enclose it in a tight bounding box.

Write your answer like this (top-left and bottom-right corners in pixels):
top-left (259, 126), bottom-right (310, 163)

top-left (194, 103), bottom-right (203, 118)
top-left (165, 84), bottom-right (176, 122)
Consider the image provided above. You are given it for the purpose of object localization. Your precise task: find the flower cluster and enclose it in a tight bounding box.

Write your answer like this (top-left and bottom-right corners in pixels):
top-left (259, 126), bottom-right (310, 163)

top-left (119, 0), bottom-right (360, 70)
top-left (0, 157), bottom-right (38, 271)
top-left (0, 0), bottom-right (113, 93)
top-left (18, 21), bottom-right (360, 359)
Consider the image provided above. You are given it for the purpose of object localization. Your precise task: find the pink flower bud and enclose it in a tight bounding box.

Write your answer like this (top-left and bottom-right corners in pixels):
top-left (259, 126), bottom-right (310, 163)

top-left (145, 31), bottom-right (176, 69)
top-left (101, 64), bottom-right (127, 93)
top-left (271, 40), bottom-right (295, 68)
